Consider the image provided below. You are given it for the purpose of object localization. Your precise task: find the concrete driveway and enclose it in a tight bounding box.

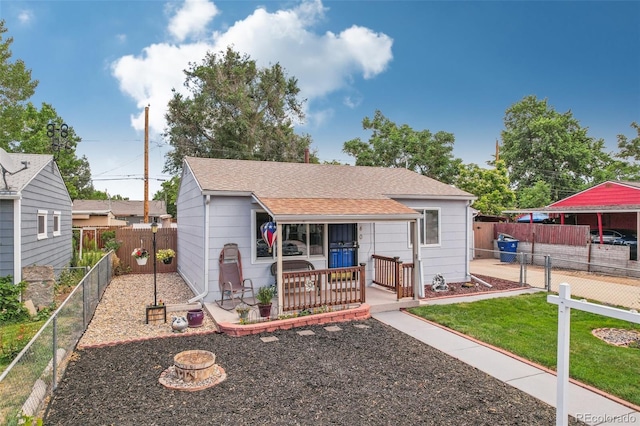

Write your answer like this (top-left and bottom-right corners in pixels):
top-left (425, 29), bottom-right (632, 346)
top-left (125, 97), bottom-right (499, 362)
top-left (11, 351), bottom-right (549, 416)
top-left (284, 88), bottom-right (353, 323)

top-left (471, 258), bottom-right (640, 310)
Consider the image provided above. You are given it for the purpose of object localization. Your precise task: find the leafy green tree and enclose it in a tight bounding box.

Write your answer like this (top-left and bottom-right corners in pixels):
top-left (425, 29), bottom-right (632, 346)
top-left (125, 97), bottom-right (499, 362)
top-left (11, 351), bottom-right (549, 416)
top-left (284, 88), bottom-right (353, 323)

top-left (153, 176), bottom-right (179, 218)
top-left (163, 47), bottom-right (315, 174)
top-left (612, 122), bottom-right (640, 181)
top-left (455, 160), bottom-right (515, 216)
top-left (500, 95), bottom-right (613, 201)
top-left (0, 20), bottom-right (38, 148)
top-left (517, 180), bottom-right (552, 208)
top-left (9, 103), bottom-right (94, 199)
top-left (343, 110), bottom-right (462, 184)
top-left (617, 122), bottom-right (640, 160)
top-left (0, 21), bottom-right (99, 199)
top-left (87, 189), bottom-right (127, 200)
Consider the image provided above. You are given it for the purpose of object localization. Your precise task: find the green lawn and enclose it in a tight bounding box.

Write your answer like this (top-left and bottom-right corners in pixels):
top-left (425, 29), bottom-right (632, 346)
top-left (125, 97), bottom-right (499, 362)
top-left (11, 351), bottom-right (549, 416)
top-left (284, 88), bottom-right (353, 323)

top-left (407, 293), bottom-right (640, 406)
top-left (0, 321), bottom-right (45, 374)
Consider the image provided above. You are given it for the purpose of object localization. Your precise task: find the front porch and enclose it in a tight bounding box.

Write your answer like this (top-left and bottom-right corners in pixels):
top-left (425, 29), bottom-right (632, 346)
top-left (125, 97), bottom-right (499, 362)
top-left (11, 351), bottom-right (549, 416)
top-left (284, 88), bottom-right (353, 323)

top-left (204, 282), bottom-right (420, 336)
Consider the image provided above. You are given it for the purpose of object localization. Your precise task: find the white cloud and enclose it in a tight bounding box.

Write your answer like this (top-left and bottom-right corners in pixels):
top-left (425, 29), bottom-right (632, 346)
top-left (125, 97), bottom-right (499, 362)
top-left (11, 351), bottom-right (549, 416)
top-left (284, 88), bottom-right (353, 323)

top-left (343, 94), bottom-right (363, 109)
top-left (111, 0), bottom-right (393, 135)
top-left (116, 34), bottom-right (127, 44)
top-left (17, 9), bottom-right (34, 25)
top-left (168, 0), bottom-right (219, 42)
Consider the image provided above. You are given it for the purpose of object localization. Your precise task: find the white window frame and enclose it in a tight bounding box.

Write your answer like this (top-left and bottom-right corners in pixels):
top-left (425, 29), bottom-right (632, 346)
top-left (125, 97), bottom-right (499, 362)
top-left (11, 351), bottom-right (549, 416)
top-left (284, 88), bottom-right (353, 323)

top-left (53, 211), bottom-right (61, 236)
top-left (37, 210), bottom-right (48, 240)
top-left (408, 207), bottom-right (441, 247)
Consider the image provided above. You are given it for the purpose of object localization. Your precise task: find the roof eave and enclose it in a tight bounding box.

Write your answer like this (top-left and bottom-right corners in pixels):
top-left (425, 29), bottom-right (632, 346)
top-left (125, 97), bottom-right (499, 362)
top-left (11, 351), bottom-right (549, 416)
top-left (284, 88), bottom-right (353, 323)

top-left (390, 194), bottom-right (476, 201)
top-left (503, 208), bottom-right (640, 214)
top-left (203, 190), bottom-right (254, 197)
top-left (273, 213), bottom-right (422, 224)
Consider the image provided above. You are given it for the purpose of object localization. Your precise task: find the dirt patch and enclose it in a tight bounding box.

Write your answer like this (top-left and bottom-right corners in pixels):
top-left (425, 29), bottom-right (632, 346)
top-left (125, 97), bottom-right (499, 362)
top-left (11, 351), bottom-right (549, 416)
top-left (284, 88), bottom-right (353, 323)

top-left (423, 274), bottom-right (526, 299)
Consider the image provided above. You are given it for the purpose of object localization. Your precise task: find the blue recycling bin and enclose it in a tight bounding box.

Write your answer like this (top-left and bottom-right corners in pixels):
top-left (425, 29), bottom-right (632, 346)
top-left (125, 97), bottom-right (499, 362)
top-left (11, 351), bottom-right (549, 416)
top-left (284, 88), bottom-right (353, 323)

top-left (497, 239), bottom-right (519, 262)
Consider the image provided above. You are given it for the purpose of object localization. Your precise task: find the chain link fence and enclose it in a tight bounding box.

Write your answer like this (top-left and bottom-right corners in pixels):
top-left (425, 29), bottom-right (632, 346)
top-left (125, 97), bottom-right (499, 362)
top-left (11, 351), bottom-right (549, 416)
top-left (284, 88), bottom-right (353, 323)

top-left (472, 249), bottom-right (640, 310)
top-left (0, 252), bottom-right (113, 425)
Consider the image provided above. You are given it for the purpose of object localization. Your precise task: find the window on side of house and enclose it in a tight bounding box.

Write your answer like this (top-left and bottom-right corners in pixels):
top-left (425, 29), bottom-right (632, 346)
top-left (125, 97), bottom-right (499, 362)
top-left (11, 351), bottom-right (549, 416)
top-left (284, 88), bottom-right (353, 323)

top-left (37, 210), bottom-right (47, 240)
top-left (253, 210), bottom-right (325, 260)
top-left (409, 208), bottom-right (440, 246)
top-left (53, 211), bottom-right (61, 236)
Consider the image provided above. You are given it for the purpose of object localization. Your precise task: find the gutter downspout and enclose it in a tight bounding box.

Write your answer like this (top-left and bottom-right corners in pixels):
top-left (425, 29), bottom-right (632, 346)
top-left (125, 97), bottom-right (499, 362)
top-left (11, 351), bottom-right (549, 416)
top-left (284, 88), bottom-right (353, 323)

top-left (189, 195), bottom-right (211, 303)
top-left (413, 218), bottom-right (423, 299)
top-left (465, 200), bottom-right (472, 280)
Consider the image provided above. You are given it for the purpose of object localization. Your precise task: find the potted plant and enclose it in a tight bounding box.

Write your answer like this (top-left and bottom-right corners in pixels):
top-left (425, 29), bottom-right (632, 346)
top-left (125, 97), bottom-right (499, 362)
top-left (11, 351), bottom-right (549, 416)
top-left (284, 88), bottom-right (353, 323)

top-left (131, 248), bottom-right (149, 266)
top-left (255, 286), bottom-right (275, 318)
top-left (157, 248), bottom-right (176, 264)
top-left (235, 302), bottom-right (251, 322)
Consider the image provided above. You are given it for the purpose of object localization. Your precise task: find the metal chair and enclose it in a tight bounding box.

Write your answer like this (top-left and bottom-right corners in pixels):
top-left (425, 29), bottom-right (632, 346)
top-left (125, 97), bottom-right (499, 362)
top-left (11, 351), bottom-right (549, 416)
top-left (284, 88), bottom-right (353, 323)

top-left (215, 243), bottom-right (256, 310)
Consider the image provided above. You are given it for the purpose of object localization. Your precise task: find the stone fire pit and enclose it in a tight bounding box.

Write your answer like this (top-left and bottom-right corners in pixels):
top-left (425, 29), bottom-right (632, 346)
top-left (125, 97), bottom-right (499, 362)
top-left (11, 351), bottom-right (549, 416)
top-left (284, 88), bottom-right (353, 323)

top-left (159, 349), bottom-right (226, 391)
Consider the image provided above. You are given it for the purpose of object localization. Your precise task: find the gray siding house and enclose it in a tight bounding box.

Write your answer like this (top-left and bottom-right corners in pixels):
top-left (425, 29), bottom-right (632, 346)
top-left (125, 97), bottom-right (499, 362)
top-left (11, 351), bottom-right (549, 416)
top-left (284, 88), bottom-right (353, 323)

top-left (177, 157), bottom-right (475, 304)
top-left (0, 153), bottom-right (72, 283)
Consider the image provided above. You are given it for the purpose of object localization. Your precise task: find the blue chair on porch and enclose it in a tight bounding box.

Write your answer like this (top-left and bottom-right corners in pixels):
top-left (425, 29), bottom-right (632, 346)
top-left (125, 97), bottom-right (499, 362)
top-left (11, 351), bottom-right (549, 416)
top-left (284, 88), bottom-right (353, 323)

top-left (215, 243), bottom-right (256, 310)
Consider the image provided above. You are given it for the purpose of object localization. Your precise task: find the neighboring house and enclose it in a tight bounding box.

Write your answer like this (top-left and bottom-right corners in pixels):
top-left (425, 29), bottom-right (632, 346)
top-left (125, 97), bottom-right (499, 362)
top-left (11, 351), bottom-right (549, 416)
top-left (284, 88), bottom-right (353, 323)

top-left (0, 153), bottom-right (72, 283)
top-left (506, 180), bottom-right (640, 230)
top-left (72, 200), bottom-right (167, 226)
top-left (177, 157), bottom-right (476, 303)
top-left (503, 180), bottom-right (640, 263)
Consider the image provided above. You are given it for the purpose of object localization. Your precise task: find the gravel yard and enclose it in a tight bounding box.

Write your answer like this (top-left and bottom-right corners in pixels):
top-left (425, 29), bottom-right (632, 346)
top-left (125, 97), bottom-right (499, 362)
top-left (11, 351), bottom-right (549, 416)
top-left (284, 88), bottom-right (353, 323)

top-left (78, 273), bottom-right (218, 348)
top-left (42, 273), bottom-right (585, 425)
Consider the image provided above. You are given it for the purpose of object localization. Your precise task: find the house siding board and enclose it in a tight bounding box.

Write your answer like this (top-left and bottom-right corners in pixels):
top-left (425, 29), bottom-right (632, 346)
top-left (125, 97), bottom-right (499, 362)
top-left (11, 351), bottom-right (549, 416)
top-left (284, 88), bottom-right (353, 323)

top-left (401, 198), bottom-right (469, 284)
top-left (206, 196), bottom-right (267, 302)
top-left (551, 182), bottom-right (640, 207)
top-left (20, 163), bottom-right (72, 270)
top-left (0, 200), bottom-right (14, 277)
top-left (176, 169), bottom-right (205, 296)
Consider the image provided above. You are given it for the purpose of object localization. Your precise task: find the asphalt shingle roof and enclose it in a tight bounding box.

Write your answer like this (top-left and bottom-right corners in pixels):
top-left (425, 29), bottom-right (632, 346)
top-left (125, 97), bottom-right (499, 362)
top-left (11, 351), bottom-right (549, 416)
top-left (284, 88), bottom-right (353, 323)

top-left (185, 157), bottom-right (474, 220)
top-left (185, 157), bottom-right (473, 199)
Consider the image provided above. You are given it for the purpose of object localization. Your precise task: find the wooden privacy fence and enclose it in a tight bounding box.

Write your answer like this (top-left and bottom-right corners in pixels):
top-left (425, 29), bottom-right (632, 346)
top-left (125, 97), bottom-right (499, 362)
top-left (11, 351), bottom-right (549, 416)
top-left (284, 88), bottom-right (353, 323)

top-left (495, 223), bottom-right (590, 246)
top-left (372, 254), bottom-right (415, 299)
top-left (280, 264), bottom-right (366, 312)
top-left (115, 227), bottom-right (177, 274)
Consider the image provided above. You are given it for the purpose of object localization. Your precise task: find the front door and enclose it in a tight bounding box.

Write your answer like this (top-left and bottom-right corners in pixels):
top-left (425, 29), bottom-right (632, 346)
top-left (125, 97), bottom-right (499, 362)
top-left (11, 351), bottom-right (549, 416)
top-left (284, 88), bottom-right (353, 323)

top-left (328, 224), bottom-right (358, 268)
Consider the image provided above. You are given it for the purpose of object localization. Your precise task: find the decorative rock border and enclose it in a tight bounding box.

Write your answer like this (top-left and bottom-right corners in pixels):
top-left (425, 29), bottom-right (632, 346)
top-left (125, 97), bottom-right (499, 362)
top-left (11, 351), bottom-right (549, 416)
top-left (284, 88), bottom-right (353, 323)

top-left (217, 303), bottom-right (371, 336)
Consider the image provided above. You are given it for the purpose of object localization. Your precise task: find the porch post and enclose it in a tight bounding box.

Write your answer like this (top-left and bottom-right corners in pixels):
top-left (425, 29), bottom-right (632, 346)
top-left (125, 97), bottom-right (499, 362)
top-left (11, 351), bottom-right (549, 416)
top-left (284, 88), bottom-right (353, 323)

top-left (276, 223), bottom-right (283, 314)
top-left (413, 218), bottom-right (421, 300)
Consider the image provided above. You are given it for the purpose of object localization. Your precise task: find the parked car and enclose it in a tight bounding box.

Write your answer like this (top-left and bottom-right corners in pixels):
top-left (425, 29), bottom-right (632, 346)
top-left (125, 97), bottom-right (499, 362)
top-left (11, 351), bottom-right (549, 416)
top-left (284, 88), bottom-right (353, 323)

top-left (590, 229), bottom-right (634, 244)
top-left (590, 229), bottom-right (637, 260)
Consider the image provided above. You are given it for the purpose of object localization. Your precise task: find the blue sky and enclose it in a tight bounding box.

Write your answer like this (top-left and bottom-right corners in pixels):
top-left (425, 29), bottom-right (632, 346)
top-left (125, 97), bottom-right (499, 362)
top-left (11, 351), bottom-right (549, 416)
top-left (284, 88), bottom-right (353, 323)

top-left (1, 0), bottom-right (639, 200)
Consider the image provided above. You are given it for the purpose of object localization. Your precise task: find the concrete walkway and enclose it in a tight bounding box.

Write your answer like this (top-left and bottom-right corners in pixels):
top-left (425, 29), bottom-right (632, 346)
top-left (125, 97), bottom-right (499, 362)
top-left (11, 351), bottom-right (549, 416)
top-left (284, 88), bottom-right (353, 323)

top-left (373, 294), bottom-right (640, 426)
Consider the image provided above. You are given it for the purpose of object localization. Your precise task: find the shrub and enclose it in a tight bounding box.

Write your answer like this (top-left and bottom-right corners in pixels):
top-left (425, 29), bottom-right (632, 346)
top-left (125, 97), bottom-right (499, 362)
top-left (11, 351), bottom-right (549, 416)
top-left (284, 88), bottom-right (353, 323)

top-left (0, 276), bottom-right (29, 323)
top-left (77, 251), bottom-right (104, 268)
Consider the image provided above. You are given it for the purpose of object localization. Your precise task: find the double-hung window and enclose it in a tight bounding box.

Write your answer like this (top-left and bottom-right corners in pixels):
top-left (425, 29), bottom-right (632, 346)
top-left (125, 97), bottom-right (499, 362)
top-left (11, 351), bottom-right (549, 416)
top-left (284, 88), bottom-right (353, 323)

top-left (409, 208), bottom-right (440, 246)
top-left (53, 211), bottom-right (61, 236)
top-left (37, 210), bottom-right (48, 240)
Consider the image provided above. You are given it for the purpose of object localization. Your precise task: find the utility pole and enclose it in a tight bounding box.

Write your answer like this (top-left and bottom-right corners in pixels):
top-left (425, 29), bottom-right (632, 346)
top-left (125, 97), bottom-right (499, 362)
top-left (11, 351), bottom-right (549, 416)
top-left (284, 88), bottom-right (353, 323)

top-left (144, 105), bottom-right (149, 223)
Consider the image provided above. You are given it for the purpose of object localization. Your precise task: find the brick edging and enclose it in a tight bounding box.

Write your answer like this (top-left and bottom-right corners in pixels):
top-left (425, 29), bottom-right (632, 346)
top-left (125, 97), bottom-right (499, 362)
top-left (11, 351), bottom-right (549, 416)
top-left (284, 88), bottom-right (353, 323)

top-left (218, 304), bottom-right (371, 337)
top-left (401, 309), bottom-right (640, 413)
